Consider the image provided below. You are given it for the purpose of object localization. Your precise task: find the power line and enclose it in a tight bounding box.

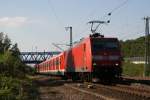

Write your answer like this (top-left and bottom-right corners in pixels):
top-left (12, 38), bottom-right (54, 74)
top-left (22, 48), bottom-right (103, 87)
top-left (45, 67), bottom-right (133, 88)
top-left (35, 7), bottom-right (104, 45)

top-left (75, 0), bottom-right (131, 40)
top-left (108, 0), bottom-right (130, 16)
top-left (100, 0), bottom-right (130, 25)
top-left (47, 0), bottom-right (65, 29)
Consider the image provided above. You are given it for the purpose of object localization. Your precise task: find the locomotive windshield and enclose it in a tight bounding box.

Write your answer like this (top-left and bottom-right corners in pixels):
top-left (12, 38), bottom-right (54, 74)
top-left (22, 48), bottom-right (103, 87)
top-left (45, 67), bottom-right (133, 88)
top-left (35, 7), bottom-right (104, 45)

top-left (92, 38), bottom-right (119, 51)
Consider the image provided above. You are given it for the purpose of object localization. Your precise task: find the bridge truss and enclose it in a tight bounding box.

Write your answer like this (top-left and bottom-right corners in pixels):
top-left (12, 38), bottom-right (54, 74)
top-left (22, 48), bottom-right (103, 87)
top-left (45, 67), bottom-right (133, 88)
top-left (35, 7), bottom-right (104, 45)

top-left (20, 51), bottom-right (61, 64)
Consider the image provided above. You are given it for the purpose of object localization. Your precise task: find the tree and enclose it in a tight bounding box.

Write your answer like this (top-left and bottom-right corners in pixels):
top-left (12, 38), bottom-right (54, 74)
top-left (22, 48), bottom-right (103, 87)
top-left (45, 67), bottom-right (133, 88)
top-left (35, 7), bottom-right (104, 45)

top-left (120, 36), bottom-right (149, 57)
top-left (10, 43), bottom-right (20, 58)
top-left (0, 33), bottom-right (11, 53)
top-left (3, 35), bottom-right (11, 52)
top-left (0, 32), bottom-right (4, 53)
top-left (0, 32), bottom-right (25, 77)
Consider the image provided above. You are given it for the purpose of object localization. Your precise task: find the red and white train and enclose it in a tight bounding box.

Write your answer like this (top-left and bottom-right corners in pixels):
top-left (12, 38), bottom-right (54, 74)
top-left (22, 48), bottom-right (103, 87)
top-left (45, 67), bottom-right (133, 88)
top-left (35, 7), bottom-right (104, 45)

top-left (36, 33), bottom-right (122, 81)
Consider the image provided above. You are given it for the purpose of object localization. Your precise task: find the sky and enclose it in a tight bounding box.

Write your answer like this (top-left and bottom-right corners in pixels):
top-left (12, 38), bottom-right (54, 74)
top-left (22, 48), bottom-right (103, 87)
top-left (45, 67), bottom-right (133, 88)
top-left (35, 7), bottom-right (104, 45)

top-left (0, 0), bottom-right (149, 52)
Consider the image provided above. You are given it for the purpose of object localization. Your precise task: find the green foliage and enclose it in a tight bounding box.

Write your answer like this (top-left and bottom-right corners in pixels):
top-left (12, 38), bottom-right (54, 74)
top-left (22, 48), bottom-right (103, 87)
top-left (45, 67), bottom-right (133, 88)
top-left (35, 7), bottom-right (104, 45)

top-left (0, 32), bottom-right (12, 53)
top-left (122, 62), bottom-right (144, 76)
top-left (0, 51), bottom-right (25, 78)
top-left (121, 35), bottom-right (150, 76)
top-left (0, 75), bottom-right (38, 100)
top-left (0, 76), bottom-right (20, 100)
top-left (0, 32), bottom-right (26, 77)
top-left (121, 35), bottom-right (150, 57)
top-left (24, 66), bottom-right (36, 75)
top-left (0, 32), bottom-right (35, 99)
top-left (11, 43), bottom-right (20, 57)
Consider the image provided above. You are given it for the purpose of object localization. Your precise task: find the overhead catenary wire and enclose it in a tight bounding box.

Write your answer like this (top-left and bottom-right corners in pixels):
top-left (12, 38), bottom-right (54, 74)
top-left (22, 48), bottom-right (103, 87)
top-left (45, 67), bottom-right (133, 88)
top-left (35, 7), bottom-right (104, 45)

top-left (74, 0), bottom-right (131, 40)
top-left (106, 0), bottom-right (130, 17)
top-left (47, 0), bottom-right (131, 42)
top-left (48, 0), bottom-right (70, 50)
top-left (48, 0), bottom-right (65, 30)
top-left (97, 0), bottom-right (131, 27)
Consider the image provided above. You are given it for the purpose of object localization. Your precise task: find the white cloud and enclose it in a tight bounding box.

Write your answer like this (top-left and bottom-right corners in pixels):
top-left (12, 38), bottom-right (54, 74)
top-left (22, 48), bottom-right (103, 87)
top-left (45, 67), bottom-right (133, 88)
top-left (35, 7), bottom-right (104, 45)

top-left (0, 17), bottom-right (28, 28)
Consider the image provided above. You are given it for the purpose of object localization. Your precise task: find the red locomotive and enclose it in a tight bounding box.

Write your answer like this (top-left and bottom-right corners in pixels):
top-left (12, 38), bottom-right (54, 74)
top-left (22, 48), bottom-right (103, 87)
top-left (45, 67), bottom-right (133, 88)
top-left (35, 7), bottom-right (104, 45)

top-left (36, 33), bottom-right (122, 81)
top-left (36, 21), bottom-right (122, 81)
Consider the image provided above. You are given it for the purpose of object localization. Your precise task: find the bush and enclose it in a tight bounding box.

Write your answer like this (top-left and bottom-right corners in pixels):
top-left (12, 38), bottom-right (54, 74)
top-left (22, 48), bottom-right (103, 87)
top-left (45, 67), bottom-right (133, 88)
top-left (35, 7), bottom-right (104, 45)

top-left (0, 32), bottom-right (38, 99)
top-left (0, 75), bottom-right (21, 100)
top-left (0, 51), bottom-right (26, 78)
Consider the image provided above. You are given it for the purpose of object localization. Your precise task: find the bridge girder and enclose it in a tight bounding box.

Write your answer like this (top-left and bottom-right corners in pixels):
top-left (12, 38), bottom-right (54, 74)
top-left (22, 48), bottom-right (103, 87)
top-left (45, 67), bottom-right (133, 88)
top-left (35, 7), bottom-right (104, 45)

top-left (20, 51), bottom-right (61, 64)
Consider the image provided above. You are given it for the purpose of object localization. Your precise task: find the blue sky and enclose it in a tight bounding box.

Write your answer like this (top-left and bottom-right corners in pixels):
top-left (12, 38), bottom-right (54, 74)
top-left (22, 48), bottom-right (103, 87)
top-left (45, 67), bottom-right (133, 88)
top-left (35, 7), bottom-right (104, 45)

top-left (0, 0), bottom-right (149, 52)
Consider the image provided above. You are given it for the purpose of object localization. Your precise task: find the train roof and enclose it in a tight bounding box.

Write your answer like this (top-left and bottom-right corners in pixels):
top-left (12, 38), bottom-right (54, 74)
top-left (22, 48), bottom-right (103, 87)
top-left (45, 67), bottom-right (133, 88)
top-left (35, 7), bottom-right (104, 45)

top-left (89, 33), bottom-right (118, 39)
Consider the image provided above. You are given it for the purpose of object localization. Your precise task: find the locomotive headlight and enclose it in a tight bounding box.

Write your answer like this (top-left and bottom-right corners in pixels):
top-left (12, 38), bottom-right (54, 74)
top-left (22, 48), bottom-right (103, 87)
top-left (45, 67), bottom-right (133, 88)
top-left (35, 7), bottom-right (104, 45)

top-left (93, 62), bottom-right (97, 66)
top-left (115, 63), bottom-right (119, 66)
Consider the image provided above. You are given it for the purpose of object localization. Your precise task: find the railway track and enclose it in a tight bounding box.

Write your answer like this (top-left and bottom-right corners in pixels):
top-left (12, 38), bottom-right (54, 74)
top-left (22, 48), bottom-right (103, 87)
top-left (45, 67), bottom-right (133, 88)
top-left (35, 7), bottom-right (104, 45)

top-left (123, 76), bottom-right (150, 81)
top-left (33, 75), bottom-right (150, 100)
top-left (64, 82), bottom-right (150, 100)
top-left (64, 84), bottom-right (116, 100)
top-left (115, 84), bottom-right (150, 96)
top-left (94, 83), bottom-right (150, 100)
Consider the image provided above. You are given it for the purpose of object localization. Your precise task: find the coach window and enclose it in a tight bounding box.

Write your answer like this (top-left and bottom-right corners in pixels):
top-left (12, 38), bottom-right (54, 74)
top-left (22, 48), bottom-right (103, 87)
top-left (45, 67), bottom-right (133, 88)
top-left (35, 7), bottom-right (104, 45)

top-left (46, 63), bottom-right (48, 70)
top-left (59, 58), bottom-right (62, 65)
top-left (51, 61), bottom-right (52, 67)
top-left (43, 63), bottom-right (44, 70)
top-left (53, 60), bottom-right (55, 69)
top-left (59, 57), bottom-right (61, 69)
top-left (45, 63), bottom-right (47, 70)
top-left (43, 64), bottom-right (44, 70)
top-left (42, 64), bottom-right (44, 71)
top-left (56, 59), bottom-right (59, 65)
top-left (56, 59), bottom-right (59, 69)
top-left (44, 63), bottom-right (46, 70)
top-left (45, 63), bottom-right (46, 70)
top-left (49, 62), bottom-right (50, 69)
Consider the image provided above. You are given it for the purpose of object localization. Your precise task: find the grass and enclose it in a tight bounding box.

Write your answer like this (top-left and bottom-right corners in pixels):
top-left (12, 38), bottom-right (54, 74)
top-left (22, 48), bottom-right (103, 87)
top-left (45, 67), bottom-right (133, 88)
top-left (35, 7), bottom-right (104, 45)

top-left (122, 62), bottom-right (144, 77)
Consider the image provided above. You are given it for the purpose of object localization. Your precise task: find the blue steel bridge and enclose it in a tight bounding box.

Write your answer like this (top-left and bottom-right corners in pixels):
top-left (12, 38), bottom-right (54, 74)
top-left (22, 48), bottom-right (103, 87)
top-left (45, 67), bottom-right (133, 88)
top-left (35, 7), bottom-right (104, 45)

top-left (20, 51), bottom-right (61, 64)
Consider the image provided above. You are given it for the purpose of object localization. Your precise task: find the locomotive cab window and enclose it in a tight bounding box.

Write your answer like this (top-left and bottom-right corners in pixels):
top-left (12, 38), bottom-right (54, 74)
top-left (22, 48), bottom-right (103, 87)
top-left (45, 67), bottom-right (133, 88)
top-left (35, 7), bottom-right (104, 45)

top-left (91, 38), bottom-right (119, 51)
